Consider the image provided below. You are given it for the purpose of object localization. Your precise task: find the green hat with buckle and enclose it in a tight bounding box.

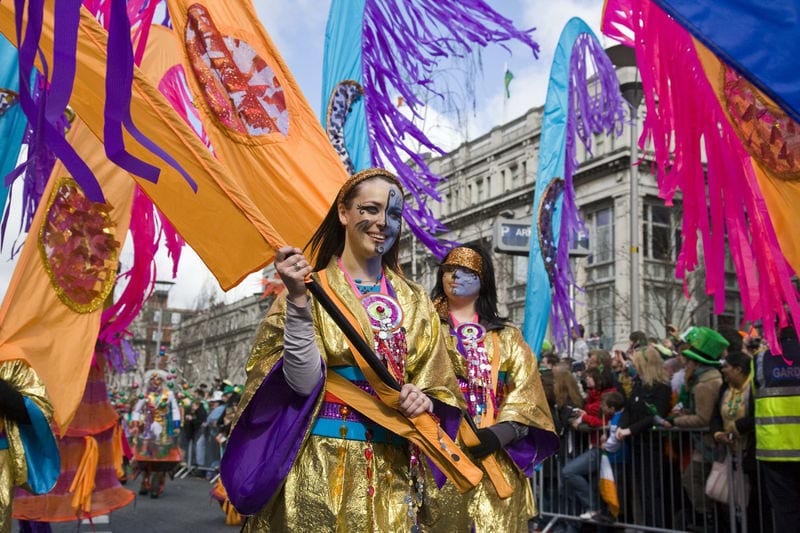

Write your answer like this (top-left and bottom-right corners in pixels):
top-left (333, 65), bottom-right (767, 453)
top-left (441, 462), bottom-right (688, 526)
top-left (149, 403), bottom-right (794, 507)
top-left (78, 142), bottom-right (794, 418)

top-left (682, 327), bottom-right (729, 366)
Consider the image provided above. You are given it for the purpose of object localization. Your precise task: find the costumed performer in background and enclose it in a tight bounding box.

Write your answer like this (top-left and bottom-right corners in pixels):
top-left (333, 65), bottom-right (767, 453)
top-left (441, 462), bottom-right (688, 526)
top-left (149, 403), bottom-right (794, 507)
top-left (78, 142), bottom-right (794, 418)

top-left (423, 244), bottom-right (558, 532)
top-left (222, 168), bottom-right (469, 532)
top-left (0, 359), bottom-right (59, 531)
top-left (130, 369), bottom-right (181, 499)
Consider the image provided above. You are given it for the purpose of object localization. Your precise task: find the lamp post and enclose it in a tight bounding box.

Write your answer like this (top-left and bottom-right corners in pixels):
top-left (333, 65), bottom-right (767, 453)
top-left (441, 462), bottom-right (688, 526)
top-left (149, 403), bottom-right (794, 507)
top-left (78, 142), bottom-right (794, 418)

top-left (607, 45), bottom-right (644, 334)
top-left (151, 280), bottom-right (174, 370)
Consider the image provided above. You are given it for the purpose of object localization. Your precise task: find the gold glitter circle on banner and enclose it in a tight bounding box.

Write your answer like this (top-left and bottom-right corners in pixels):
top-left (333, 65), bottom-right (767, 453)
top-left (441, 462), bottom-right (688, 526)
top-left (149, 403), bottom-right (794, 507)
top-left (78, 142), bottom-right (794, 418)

top-left (38, 177), bottom-right (120, 313)
top-left (185, 3), bottom-right (289, 138)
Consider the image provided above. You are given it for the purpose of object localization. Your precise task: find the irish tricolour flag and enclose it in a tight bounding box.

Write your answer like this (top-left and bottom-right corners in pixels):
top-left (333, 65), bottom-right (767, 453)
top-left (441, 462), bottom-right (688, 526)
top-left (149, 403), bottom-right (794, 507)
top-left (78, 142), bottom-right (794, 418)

top-left (599, 452), bottom-right (620, 517)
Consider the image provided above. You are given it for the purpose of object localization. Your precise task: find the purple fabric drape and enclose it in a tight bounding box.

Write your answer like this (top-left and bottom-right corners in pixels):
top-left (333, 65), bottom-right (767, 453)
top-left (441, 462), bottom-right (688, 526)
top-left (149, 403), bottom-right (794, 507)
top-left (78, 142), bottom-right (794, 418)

top-left (221, 359), bottom-right (325, 515)
top-left (505, 427), bottom-right (560, 477)
top-left (425, 397), bottom-right (463, 489)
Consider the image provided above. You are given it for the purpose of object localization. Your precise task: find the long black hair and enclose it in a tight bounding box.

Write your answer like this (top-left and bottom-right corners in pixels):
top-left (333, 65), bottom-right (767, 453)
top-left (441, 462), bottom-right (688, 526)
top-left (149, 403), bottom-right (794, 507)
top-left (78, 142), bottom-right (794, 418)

top-left (431, 243), bottom-right (507, 325)
top-left (305, 170), bottom-right (402, 273)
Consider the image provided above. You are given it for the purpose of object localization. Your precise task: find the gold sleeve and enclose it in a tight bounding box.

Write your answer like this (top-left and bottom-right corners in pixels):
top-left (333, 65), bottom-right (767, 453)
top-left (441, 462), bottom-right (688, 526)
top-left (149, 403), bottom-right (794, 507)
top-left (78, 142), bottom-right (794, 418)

top-left (495, 327), bottom-right (555, 433)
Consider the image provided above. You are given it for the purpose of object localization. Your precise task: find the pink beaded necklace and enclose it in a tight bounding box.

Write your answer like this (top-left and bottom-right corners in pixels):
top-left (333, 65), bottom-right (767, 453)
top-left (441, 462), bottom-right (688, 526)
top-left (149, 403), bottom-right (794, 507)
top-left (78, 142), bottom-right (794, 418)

top-left (451, 313), bottom-right (497, 425)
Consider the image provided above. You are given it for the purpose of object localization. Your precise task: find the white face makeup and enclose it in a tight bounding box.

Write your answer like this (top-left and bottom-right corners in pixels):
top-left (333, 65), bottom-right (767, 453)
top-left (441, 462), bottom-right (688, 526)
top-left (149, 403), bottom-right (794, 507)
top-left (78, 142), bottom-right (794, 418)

top-left (443, 265), bottom-right (481, 299)
top-left (339, 178), bottom-right (403, 259)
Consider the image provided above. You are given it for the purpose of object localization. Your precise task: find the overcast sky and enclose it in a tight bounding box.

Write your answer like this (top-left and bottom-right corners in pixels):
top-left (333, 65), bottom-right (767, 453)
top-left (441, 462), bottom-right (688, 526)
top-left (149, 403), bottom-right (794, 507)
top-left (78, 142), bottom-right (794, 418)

top-left (0, 0), bottom-right (605, 310)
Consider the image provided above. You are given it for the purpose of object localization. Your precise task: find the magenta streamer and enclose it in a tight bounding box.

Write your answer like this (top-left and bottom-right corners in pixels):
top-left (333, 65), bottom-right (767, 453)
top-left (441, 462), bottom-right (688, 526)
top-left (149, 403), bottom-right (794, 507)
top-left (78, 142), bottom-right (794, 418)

top-left (602, 0), bottom-right (800, 356)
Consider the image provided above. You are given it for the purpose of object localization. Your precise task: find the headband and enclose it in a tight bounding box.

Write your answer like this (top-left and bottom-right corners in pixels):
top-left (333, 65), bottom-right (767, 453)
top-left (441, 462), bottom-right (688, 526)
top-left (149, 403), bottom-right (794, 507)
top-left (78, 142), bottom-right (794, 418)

top-left (443, 247), bottom-right (484, 279)
top-left (335, 167), bottom-right (403, 206)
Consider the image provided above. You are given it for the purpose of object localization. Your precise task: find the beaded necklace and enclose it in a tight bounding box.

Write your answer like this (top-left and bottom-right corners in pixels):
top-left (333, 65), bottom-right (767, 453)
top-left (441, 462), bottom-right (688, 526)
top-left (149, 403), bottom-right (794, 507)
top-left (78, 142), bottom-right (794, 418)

top-left (725, 378), bottom-right (750, 418)
top-left (451, 313), bottom-right (496, 426)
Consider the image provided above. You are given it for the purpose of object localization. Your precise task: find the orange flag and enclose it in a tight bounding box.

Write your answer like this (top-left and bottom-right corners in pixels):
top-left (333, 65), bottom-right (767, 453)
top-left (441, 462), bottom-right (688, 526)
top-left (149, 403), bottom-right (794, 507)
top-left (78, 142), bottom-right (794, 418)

top-left (0, 120), bottom-right (135, 429)
top-left (163, 0), bottom-right (349, 251)
top-left (0, 3), bottom-right (279, 290)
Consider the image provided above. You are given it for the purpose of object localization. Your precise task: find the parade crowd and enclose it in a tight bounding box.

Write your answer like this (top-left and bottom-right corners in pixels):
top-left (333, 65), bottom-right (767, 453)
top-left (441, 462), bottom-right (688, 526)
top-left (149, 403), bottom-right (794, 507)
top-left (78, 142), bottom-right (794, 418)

top-left (534, 324), bottom-right (799, 532)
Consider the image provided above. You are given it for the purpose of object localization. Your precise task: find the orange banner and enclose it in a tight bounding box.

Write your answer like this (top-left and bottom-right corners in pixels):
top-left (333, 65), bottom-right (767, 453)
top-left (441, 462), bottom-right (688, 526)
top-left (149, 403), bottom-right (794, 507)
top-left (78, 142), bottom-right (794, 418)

top-left (0, 120), bottom-right (134, 429)
top-left (0, 3), bottom-right (279, 289)
top-left (164, 0), bottom-right (349, 253)
top-left (694, 39), bottom-right (800, 275)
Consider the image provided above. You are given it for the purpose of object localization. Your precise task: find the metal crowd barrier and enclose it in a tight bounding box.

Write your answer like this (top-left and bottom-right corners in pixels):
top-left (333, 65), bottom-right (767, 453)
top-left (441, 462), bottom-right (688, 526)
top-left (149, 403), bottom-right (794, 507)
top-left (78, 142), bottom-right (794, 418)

top-left (532, 425), bottom-right (775, 533)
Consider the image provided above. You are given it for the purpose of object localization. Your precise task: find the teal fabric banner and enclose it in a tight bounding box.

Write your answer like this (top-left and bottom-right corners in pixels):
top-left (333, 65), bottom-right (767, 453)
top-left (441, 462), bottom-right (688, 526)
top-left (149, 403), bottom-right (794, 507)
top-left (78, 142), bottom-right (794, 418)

top-left (522, 18), bottom-right (594, 359)
top-left (320, 0), bottom-right (371, 172)
top-left (0, 35), bottom-right (30, 216)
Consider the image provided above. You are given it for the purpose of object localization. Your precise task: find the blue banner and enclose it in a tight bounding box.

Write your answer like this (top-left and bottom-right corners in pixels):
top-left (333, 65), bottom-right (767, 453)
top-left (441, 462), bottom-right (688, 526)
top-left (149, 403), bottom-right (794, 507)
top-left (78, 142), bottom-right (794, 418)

top-left (653, 0), bottom-right (800, 123)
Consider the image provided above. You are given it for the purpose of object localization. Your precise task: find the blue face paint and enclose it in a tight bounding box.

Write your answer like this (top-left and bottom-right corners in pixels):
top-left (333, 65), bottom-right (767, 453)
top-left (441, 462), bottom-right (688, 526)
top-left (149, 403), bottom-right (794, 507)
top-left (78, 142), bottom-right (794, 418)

top-left (448, 267), bottom-right (481, 297)
top-left (350, 181), bottom-right (403, 257)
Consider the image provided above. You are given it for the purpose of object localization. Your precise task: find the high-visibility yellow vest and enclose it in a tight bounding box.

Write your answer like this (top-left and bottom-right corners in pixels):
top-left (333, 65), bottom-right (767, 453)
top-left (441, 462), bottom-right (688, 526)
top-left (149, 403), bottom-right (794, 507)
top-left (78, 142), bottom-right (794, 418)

top-left (754, 338), bottom-right (800, 462)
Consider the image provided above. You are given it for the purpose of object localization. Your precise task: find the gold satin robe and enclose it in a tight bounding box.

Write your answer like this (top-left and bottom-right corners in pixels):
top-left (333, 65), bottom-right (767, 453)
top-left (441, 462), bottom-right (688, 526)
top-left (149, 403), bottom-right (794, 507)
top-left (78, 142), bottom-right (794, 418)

top-left (0, 360), bottom-right (55, 532)
top-left (422, 324), bottom-right (556, 533)
top-left (236, 261), bottom-right (464, 532)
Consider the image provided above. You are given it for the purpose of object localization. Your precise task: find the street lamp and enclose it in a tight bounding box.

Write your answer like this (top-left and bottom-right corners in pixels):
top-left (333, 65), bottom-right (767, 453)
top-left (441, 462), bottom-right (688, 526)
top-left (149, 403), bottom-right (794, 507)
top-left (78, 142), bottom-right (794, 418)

top-left (152, 280), bottom-right (174, 370)
top-left (607, 45), bottom-right (644, 334)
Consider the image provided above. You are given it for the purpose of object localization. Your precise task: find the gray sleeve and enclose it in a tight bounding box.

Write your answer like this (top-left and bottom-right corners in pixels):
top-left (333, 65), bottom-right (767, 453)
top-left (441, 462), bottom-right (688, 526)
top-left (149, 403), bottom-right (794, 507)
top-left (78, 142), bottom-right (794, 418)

top-left (282, 300), bottom-right (323, 396)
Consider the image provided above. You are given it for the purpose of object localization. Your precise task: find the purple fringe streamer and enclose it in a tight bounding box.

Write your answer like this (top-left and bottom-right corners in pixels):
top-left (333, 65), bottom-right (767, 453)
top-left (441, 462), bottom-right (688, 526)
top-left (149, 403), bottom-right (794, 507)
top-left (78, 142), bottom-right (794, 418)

top-left (362, 0), bottom-right (539, 258)
top-left (550, 33), bottom-right (627, 348)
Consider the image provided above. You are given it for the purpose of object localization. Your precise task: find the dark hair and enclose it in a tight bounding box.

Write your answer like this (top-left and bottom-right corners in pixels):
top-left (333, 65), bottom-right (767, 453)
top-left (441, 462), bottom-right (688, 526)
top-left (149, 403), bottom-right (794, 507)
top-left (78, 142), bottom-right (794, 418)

top-left (601, 391), bottom-right (625, 411)
top-left (718, 327), bottom-right (743, 352)
top-left (724, 351), bottom-right (752, 376)
top-left (577, 324), bottom-right (585, 337)
top-left (585, 365), bottom-right (615, 391)
top-left (306, 174), bottom-right (402, 273)
top-left (543, 353), bottom-right (560, 368)
top-left (430, 243), bottom-right (507, 325)
top-left (629, 331), bottom-right (647, 348)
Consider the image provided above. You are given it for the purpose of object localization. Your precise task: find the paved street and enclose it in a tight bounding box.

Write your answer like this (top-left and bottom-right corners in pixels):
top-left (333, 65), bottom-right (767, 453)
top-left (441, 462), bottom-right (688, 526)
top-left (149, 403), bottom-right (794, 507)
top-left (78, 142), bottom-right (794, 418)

top-left (15, 477), bottom-right (233, 532)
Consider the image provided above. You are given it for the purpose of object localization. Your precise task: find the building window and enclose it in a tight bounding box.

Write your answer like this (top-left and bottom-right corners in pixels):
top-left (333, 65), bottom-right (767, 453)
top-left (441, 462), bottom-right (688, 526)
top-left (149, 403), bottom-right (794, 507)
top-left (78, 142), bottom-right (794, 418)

top-left (711, 292), bottom-right (744, 330)
top-left (509, 305), bottom-right (525, 327)
top-left (587, 284), bottom-right (614, 349)
top-left (512, 255), bottom-right (528, 285)
top-left (585, 206), bottom-right (614, 281)
top-left (642, 202), bottom-right (681, 262)
top-left (476, 179), bottom-right (484, 202)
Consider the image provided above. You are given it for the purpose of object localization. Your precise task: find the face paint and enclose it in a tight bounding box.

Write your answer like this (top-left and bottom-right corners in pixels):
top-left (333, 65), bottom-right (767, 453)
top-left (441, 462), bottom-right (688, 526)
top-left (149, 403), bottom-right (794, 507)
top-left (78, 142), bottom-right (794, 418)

top-left (380, 188), bottom-right (403, 254)
top-left (343, 179), bottom-right (404, 259)
top-left (449, 267), bottom-right (481, 297)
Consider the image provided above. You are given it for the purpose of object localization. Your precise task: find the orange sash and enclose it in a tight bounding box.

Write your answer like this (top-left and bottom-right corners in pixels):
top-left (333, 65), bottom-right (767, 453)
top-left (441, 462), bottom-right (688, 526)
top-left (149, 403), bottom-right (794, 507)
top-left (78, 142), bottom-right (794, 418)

top-left (316, 271), bottom-right (482, 493)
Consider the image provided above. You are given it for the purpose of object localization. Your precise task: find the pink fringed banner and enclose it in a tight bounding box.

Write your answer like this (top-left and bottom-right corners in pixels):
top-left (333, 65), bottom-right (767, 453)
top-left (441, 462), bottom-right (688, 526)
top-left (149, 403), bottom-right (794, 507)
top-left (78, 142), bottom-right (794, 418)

top-left (602, 0), bottom-right (800, 357)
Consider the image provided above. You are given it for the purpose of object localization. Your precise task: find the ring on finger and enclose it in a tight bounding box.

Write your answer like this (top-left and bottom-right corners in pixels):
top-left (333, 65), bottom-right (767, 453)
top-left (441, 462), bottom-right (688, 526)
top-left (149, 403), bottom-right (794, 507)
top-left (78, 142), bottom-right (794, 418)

top-left (294, 264), bottom-right (301, 271)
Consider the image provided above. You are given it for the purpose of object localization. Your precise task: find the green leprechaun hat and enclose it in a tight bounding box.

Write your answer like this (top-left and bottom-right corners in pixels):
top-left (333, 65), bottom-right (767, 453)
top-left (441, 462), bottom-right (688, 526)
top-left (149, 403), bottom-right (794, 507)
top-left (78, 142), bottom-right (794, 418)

top-left (682, 326), bottom-right (729, 366)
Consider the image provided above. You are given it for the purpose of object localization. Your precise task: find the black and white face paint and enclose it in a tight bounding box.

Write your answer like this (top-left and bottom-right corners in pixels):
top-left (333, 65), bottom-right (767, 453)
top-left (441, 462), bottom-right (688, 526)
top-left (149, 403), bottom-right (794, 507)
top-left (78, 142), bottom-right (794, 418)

top-left (344, 179), bottom-right (403, 258)
top-left (380, 188), bottom-right (403, 254)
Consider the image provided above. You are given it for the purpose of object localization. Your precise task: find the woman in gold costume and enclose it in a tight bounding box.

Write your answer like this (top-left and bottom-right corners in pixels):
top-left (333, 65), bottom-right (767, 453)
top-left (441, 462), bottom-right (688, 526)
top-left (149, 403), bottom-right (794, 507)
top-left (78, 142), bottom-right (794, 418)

top-left (423, 244), bottom-right (559, 532)
top-left (221, 168), bottom-right (468, 532)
